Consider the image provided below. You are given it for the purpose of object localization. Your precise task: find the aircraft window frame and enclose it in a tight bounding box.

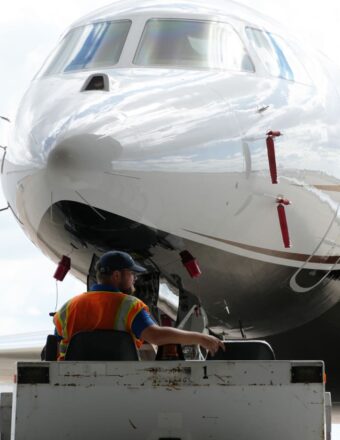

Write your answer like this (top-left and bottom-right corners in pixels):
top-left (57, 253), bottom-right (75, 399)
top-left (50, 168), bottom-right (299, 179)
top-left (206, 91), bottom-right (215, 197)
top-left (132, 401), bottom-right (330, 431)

top-left (133, 18), bottom-right (255, 73)
top-left (245, 27), bottom-right (311, 85)
top-left (38, 19), bottom-right (132, 77)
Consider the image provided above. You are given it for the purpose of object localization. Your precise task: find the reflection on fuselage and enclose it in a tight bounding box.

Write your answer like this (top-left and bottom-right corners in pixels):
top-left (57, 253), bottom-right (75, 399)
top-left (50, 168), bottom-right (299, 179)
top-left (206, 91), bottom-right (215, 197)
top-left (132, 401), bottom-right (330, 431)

top-left (2, 0), bottom-right (340, 337)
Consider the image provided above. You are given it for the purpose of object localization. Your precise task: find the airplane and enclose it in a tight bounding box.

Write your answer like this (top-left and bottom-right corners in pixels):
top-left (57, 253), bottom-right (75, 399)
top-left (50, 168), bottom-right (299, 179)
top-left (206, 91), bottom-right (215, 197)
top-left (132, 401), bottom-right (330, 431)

top-left (1, 0), bottom-right (340, 389)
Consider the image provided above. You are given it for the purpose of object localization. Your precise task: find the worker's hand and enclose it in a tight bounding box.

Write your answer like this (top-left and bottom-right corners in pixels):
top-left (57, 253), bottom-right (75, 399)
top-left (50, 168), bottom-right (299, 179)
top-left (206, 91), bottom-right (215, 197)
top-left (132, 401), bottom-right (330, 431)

top-left (199, 334), bottom-right (225, 356)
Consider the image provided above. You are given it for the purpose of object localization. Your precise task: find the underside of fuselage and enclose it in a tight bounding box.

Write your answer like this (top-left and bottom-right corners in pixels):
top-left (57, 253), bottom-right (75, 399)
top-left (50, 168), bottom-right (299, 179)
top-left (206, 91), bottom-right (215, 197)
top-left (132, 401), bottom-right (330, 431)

top-left (34, 200), bottom-right (340, 339)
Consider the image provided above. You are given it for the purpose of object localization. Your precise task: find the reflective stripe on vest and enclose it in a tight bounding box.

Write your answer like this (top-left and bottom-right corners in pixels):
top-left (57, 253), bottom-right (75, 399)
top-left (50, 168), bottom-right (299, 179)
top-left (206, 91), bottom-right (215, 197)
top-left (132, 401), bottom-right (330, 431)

top-left (114, 295), bottom-right (139, 331)
top-left (54, 301), bottom-right (70, 341)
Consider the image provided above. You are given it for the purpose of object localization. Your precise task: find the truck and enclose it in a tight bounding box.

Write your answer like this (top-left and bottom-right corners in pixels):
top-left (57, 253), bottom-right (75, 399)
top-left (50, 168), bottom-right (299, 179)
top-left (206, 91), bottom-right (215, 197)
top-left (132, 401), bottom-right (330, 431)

top-left (0, 336), bottom-right (333, 440)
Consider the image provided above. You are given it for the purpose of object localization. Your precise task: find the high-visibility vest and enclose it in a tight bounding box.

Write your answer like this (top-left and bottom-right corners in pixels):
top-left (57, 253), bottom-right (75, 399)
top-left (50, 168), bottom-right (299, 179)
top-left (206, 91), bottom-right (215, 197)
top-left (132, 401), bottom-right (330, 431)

top-left (53, 291), bottom-right (150, 360)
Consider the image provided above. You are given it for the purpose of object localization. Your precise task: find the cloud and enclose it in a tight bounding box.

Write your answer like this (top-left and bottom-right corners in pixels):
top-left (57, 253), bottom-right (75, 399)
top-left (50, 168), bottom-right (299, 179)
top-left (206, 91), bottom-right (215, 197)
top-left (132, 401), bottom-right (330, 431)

top-left (0, 254), bottom-right (84, 335)
top-left (0, 0), bottom-right (110, 26)
top-left (238, 0), bottom-right (340, 64)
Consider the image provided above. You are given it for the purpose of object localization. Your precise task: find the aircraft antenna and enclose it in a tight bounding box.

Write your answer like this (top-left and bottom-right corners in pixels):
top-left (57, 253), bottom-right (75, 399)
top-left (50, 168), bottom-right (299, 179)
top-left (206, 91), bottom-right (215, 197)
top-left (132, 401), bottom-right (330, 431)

top-left (54, 279), bottom-right (59, 312)
top-left (239, 319), bottom-right (246, 339)
top-left (0, 145), bottom-right (7, 174)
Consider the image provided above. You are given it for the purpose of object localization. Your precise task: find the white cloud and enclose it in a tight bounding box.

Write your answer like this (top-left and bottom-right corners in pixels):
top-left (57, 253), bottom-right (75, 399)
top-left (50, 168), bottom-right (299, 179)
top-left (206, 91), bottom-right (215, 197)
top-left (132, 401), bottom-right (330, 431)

top-left (238, 0), bottom-right (340, 65)
top-left (0, 254), bottom-right (84, 335)
top-left (0, 0), bottom-right (109, 26)
top-left (26, 307), bottom-right (41, 317)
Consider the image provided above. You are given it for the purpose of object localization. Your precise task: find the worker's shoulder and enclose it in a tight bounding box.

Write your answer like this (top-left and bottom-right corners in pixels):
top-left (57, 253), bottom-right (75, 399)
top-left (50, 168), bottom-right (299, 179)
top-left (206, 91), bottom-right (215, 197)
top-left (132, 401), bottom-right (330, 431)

top-left (64, 291), bottom-right (98, 307)
top-left (72, 291), bottom-right (139, 303)
top-left (69, 291), bottom-right (120, 302)
top-left (67, 291), bottom-right (147, 309)
top-left (72, 291), bottom-right (92, 301)
top-left (122, 294), bottom-right (146, 306)
top-left (120, 294), bottom-right (149, 312)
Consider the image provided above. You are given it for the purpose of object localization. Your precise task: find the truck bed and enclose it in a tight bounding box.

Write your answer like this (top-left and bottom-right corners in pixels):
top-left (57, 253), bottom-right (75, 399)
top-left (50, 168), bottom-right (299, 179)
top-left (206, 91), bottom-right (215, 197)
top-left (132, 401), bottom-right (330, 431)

top-left (10, 360), bottom-right (326, 440)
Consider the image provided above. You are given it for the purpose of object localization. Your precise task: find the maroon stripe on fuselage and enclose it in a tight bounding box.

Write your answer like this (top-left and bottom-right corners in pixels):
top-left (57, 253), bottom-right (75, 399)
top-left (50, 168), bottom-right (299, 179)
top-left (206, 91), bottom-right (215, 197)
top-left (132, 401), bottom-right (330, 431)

top-left (185, 230), bottom-right (340, 265)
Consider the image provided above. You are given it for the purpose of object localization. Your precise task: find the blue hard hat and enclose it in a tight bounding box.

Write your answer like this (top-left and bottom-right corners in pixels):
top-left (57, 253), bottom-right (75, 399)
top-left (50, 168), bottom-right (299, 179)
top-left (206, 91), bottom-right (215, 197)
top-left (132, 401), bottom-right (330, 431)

top-left (96, 251), bottom-right (146, 274)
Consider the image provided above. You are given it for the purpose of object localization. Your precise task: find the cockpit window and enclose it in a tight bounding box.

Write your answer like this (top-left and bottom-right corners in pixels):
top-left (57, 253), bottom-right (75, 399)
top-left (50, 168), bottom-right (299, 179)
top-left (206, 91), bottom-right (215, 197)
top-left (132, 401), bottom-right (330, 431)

top-left (39, 20), bottom-right (131, 77)
top-left (246, 28), bottom-right (311, 84)
top-left (134, 19), bottom-right (255, 72)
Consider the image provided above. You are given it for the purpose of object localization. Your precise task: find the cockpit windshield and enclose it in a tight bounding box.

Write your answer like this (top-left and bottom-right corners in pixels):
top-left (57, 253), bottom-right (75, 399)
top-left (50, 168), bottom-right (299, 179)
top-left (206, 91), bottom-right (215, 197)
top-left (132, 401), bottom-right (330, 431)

top-left (134, 19), bottom-right (254, 72)
top-left (245, 28), bottom-right (311, 84)
top-left (38, 20), bottom-right (131, 77)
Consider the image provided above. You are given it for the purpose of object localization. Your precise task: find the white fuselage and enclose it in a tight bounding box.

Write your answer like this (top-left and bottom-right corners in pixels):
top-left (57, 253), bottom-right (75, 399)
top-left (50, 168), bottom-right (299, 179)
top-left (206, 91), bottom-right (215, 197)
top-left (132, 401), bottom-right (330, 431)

top-left (2, 0), bottom-right (340, 336)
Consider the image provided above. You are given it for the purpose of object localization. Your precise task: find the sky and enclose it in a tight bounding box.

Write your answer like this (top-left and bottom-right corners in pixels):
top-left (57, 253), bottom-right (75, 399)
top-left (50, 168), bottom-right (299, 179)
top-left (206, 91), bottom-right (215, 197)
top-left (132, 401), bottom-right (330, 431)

top-left (0, 0), bottom-right (340, 336)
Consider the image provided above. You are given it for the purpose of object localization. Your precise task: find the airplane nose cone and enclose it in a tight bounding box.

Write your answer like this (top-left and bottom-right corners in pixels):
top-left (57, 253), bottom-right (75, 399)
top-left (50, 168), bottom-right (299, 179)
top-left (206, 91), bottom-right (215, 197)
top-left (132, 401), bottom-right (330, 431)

top-left (46, 134), bottom-right (123, 190)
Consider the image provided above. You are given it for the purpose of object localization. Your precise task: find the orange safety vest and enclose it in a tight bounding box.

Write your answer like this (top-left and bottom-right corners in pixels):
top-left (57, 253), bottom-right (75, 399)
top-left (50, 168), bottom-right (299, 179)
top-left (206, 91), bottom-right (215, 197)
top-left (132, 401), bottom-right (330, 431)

top-left (53, 291), bottom-right (150, 360)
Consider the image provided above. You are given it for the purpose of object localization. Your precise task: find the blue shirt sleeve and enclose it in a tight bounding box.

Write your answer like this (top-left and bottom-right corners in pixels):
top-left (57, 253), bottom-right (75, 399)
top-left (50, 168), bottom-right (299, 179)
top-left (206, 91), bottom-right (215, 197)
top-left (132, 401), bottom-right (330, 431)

top-left (131, 309), bottom-right (156, 339)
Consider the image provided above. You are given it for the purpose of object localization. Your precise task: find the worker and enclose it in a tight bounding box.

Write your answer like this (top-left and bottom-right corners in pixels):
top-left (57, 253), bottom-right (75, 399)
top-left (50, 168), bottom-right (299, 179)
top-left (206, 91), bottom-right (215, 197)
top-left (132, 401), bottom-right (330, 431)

top-left (53, 251), bottom-right (224, 360)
